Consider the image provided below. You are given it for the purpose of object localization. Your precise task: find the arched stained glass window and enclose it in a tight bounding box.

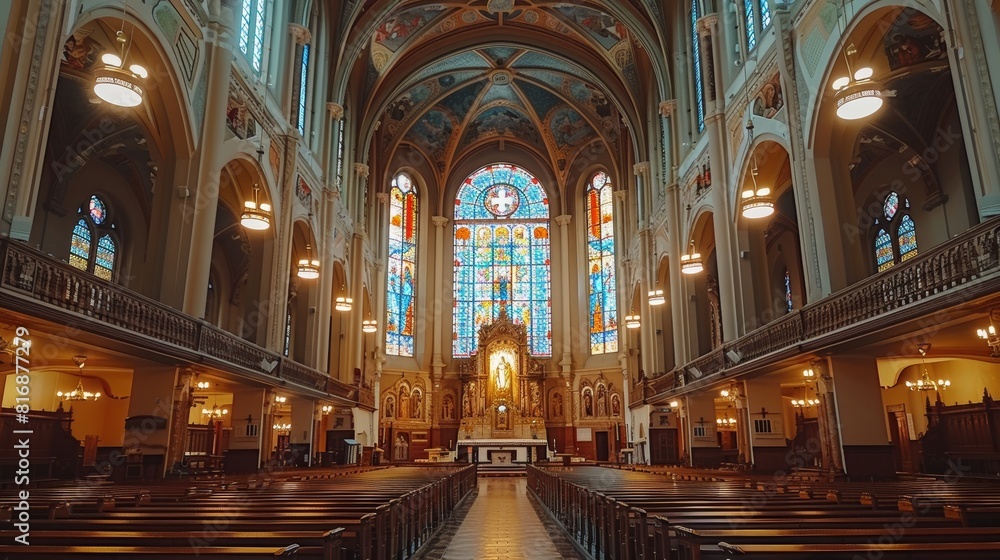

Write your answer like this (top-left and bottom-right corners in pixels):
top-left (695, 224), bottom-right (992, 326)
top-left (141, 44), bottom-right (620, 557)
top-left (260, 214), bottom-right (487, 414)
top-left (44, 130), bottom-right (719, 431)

top-left (94, 234), bottom-right (116, 281)
top-left (872, 191), bottom-right (918, 272)
top-left (691, 0), bottom-right (705, 133)
top-left (898, 214), bottom-right (918, 261)
top-left (875, 226), bottom-right (894, 272)
top-left (586, 171), bottom-right (618, 354)
top-left (70, 219), bottom-right (91, 271)
top-left (386, 173), bottom-right (419, 356)
top-left (760, 0), bottom-right (772, 29)
top-left (296, 43), bottom-right (310, 136)
top-left (744, 0), bottom-right (757, 51)
top-left (453, 164), bottom-right (552, 357)
top-left (68, 194), bottom-right (118, 280)
top-left (239, 0), bottom-right (266, 72)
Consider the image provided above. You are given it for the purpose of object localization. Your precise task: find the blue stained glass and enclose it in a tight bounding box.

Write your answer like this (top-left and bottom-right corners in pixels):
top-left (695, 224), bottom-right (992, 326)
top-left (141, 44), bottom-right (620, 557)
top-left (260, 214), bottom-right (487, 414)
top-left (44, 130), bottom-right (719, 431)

top-left (453, 164), bottom-right (551, 356)
top-left (297, 43), bottom-right (309, 136)
top-left (239, 0), bottom-right (252, 55)
top-left (70, 219), bottom-right (90, 271)
top-left (784, 268), bottom-right (793, 313)
top-left (586, 172), bottom-right (617, 354)
top-left (898, 214), bottom-right (918, 261)
top-left (691, 0), bottom-right (705, 132)
top-left (252, 0), bottom-right (265, 72)
top-left (875, 227), bottom-right (894, 272)
top-left (760, 0), bottom-right (772, 29)
top-left (94, 234), bottom-right (115, 281)
top-left (884, 191), bottom-right (899, 220)
top-left (386, 173), bottom-right (418, 356)
top-left (745, 0), bottom-right (757, 51)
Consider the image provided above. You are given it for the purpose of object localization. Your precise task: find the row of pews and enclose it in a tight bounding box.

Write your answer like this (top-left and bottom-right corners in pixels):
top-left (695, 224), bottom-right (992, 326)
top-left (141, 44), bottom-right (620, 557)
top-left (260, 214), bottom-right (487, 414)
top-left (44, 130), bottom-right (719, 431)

top-left (0, 464), bottom-right (477, 559)
top-left (527, 464), bottom-right (1000, 559)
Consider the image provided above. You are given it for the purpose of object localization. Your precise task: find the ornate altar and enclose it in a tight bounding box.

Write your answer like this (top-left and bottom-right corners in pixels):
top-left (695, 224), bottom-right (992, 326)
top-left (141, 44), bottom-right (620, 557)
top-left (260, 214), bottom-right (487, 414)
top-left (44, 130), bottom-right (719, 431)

top-left (458, 307), bottom-right (545, 441)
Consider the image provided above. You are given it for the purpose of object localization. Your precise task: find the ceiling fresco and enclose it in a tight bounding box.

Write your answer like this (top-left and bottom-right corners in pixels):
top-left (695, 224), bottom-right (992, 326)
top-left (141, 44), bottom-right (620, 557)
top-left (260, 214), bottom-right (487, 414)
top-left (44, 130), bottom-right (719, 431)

top-left (355, 1), bottom-right (656, 181)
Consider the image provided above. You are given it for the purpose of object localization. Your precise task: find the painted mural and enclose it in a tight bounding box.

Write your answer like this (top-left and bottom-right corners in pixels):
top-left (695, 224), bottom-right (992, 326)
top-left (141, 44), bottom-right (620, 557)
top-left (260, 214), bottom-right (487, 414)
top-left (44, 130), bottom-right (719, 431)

top-left (225, 88), bottom-right (258, 140)
top-left (371, 5), bottom-right (448, 71)
top-left (461, 106), bottom-right (540, 146)
top-left (405, 110), bottom-right (454, 158)
top-left (549, 107), bottom-right (594, 149)
top-left (554, 5), bottom-right (626, 51)
top-left (62, 29), bottom-right (102, 71)
top-left (882, 8), bottom-right (945, 72)
top-left (752, 72), bottom-right (784, 118)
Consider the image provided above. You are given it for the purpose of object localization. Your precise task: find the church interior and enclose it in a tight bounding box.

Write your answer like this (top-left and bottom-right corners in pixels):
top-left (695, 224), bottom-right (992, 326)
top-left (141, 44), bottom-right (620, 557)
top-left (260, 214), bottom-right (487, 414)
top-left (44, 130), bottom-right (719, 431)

top-left (2, 0), bottom-right (1000, 557)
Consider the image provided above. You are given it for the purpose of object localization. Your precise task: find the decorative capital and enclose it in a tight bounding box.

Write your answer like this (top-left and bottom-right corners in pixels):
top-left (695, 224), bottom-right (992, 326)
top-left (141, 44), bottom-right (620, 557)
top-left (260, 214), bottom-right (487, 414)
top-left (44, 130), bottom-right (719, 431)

top-left (327, 102), bottom-right (344, 121)
top-left (288, 23), bottom-right (311, 45)
top-left (354, 163), bottom-right (370, 179)
top-left (659, 100), bottom-right (677, 118)
top-left (376, 192), bottom-right (389, 204)
top-left (697, 14), bottom-right (719, 35)
top-left (633, 162), bottom-right (650, 176)
top-left (555, 214), bottom-right (572, 227)
top-left (614, 190), bottom-right (627, 202)
top-left (432, 216), bottom-right (449, 228)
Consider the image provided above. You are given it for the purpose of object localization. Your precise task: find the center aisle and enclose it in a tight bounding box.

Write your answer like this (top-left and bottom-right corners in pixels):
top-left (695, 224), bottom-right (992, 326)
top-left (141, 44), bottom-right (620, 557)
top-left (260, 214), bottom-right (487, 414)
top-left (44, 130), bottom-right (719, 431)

top-left (419, 477), bottom-right (583, 560)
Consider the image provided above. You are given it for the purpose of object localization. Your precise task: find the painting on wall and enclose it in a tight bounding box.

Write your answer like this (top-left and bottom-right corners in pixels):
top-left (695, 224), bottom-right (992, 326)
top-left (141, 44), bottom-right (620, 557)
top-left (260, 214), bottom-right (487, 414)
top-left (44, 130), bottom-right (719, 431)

top-left (752, 72), bottom-right (784, 118)
top-left (373, 5), bottom-right (447, 52)
top-left (882, 8), bottom-right (945, 72)
top-left (62, 29), bottom-right (102, 71)
top-left (406, 109), bottom-right (454, 158)
top-left (225, 89), bottom-right (258, 140)
top-left (461, 106), bottom-right (540, 146)
top-left (548, 107), bottom-right (593, 149)
top-left (554, 5), bottom-right (627, 50)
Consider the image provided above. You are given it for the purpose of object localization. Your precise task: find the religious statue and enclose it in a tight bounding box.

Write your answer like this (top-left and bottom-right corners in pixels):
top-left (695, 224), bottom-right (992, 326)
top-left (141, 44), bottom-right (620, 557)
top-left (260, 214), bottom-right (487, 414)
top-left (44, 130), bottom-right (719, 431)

top-left (584, 391), bottom-right (594, 417)
top-left (384, 397), bottom-right (394, 418)
top-left (394, 434), bottom-right (409, 461)
top-left (462, 389), bottom-right (472, 418)
top-left (530, 384), bottom-right (542, 417)
top-left (442, 394), bottom-right (455, 420)
top-left (611, 394), bottom-right (621, 417)
top-left (597, 386), bottom-right (608, 417)
top-left (551, 393), bottom-right (563, 418)
top-left (399, 388), bottom-right (410, 418)
top-left (411, 391), bottom-right (422, 419)
top-left (495, 356), bottom-right (511, 391)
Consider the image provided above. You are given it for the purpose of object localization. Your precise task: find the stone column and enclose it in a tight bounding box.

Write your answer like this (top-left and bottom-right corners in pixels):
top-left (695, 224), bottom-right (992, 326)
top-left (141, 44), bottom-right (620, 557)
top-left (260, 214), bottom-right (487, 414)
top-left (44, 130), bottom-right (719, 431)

top-left (228, 387), bottom-right (267, 474)
top-left (698, 15), bottom-right (740, 342)
top-left (555, 215), bottom-right (573, 375)
top-left (289, 395), bottom-right (315, 465)
top-left (124, 366), bottom-right (180, 477)
top-left (285, 24), bottom-right (311, 124)
top-left (634, 162), bottom-right (656, 377)
top-left (827, 356), bottom-right (890, 478)
top-left (182, 19), bottom-right (235, 316)
top-left (341, 164), bottom-right (369, 384)
top-left (811, 359), bottom-right (844, 474)
top-left (164, 368), bottom-right (196, 475)
top-left (431, 216), bottom-right (449, 377)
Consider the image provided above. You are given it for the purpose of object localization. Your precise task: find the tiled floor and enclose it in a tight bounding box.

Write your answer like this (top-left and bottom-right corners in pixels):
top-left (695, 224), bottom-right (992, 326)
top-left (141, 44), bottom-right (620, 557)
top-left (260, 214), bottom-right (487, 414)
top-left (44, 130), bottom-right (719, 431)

top-left (416, 477), bottom-right (583, 560)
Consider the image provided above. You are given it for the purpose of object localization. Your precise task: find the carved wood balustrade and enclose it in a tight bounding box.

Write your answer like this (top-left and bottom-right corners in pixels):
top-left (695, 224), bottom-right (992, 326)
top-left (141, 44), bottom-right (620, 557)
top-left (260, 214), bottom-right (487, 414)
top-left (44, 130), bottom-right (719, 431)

top-left (0, 239), bottom-right (357, 407)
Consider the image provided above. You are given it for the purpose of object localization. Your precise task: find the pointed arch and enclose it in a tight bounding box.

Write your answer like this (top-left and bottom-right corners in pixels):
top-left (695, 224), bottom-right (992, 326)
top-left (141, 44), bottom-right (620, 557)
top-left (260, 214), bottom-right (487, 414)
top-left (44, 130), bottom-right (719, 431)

top-left (585, 170), bottom-right (618, 354)
top-left (386, 171), bottom-right (419, 357)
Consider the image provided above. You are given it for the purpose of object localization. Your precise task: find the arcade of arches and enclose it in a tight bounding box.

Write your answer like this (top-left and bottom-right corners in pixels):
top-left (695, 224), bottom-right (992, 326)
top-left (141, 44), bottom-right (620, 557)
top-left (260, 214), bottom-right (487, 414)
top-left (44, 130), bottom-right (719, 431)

top-left (3, 0), bottom-right (1000, 485)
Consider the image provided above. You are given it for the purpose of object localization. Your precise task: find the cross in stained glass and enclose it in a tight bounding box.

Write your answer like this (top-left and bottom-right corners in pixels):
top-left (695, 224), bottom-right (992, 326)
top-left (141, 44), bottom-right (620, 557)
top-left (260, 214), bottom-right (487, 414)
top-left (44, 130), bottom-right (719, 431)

top-left (491, 188), bottom-right (514, 213)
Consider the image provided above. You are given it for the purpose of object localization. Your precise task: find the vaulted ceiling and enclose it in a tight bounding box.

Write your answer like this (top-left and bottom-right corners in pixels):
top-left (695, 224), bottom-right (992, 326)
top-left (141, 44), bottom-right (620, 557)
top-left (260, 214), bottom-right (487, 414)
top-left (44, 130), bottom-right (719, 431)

top-left (344, 1), bottom-right (666, 186)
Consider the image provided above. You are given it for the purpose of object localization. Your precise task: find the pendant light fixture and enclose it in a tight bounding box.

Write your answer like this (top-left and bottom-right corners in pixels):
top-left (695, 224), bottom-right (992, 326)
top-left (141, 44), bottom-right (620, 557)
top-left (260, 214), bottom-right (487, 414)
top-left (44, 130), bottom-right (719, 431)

top-left (831, 2), bottom-right (882, 120)
top-left (740, 155), bottom-right (774, 219)
top-left (241, 184), bottom-right (272, 230)
top-left (93, 1), bottom-right (147, 107)
top-left (624, 309), bottom-right (641, 329)
top-left (362, 319), bottom-right (378, 333)
top-left (647, 288), bottom-right (666, 306)
top-left (296, 243), bottom-right (319, 279)
top-left (335, 281), bottom-right (352, 311)
top-left (681, 239), bottom-right (704, 275)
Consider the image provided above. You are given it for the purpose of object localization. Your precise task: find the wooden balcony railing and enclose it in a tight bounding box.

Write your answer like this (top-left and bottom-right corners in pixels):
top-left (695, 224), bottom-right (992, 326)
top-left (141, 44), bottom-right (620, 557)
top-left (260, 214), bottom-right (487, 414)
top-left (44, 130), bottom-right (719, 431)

top-left (0, 239), bottom-right (362, 407)
top-left (644, 218), bottom-right (1000, 401)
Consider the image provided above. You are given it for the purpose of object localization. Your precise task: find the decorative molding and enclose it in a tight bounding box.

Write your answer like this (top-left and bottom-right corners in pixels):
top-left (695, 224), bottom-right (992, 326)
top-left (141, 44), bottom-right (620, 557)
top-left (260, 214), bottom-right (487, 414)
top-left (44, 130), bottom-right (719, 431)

top-left (327, 102), bottom-right (344, 121)
top-left (375, 192), bottom-right (389, 204)
top-left (697, 13), bottom-right (719, 35)
top-left (354, 163), bottom-right (370, 178)
top-left (633, 162), bottom-right (650, 176)
top-left (431, 216), bottom-right (449, 227)
top-left (555, 215), bottom-right (572, 227)
top-left (287, 23), bottom-right (311, 45)
top-left (659, 100), bottom-right (677, 118)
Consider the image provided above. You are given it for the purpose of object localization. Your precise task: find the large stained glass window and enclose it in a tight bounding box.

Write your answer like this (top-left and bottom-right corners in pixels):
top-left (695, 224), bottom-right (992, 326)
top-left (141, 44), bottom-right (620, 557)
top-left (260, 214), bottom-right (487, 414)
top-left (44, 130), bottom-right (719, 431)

top-left (744, 0), bottom-right (757, 51)
top-left (691, 0), bottom-right (705, 133)
top-left (386, 173), bottom-right (419, 356)
top-left (872, 191), bottom-right (918, 272)
top-left (69, 194), bottom-right (117, 280)
top-left (586, 171), bottom-right (617, 354)
top-left (453, 164), bottom-right (551, 357)
top-left (238, 0), bottom-right (266, 72)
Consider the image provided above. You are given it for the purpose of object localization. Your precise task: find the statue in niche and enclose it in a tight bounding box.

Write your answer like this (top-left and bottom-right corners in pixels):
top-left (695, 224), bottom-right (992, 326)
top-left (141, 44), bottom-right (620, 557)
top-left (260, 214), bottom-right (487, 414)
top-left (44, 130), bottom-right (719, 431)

top-left (497, 407), bottom-right (509, 429)
top-left (495, 356), bottom-right (512, 391)
top-left (552, 393), bottom-right (563, 418)
top-left (530, 384), bottom-right (542, 417)
top-left (384, 396), bottom-right (394, 418)
top-left (611, 394), bottom-right (621, 417)
top-left (399, 388), bottom-right (410, 419)
top-left (394, 434), bottom-right (409, 461)
top-left (597, 386), bottom-right (608, 417)
top-left (462, 389), bottom-right (473, 418)
top-left (411, 391), bottom-right (422, 419)
top-left (442, 394), bottom-right (455, 420)
top-left (583, 391), bottom-right (594, 417)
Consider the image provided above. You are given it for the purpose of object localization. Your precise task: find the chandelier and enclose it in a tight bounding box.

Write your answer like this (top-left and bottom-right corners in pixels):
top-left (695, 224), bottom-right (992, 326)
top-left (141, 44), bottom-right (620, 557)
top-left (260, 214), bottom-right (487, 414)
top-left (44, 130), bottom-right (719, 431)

top-left (241, 184), bottom-right (272, 230)
top-left (273, 422), bottom-right (291, 433)
top-left (362, 319), bottom-right (378, 333)
top-left (57, 380), bottom-right (101, 402)
top-left (906, 343), bottom-right (950, 391)
top-left (648, 288), bottom-right (665, 306)
top-left (321, 405), bottom-right (333, 414)
top-left (716, 416), bottom-right (736, 426)
top-left (681, 240), bottom-right (704, 275)
top-left (795, 368), bottom-right (819, 407)
top-left (625, 310), bottom-right (641, 329)
top-left (740, 157), bottom-right (774, 219)
top-left (202, 403), bottom-right (229, 420)
top-left (978, 323), bottom-right (999, 358)
top-left (297, 244), bottom-right (320, 279)
top-left (93, 3), bottom-right (147, 108)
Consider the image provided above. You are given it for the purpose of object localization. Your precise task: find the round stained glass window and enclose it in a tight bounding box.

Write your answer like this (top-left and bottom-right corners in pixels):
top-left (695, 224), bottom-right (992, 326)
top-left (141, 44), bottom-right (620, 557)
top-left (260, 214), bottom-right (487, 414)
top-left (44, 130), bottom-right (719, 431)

top-left (883, 191), bottom-right (899, 220)
top-left (592, 172), bottom-right (608, 189)
top-left (89, 195), bottom-right (108, 225)
top-left (483, 184), bottom-right (520, 217)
